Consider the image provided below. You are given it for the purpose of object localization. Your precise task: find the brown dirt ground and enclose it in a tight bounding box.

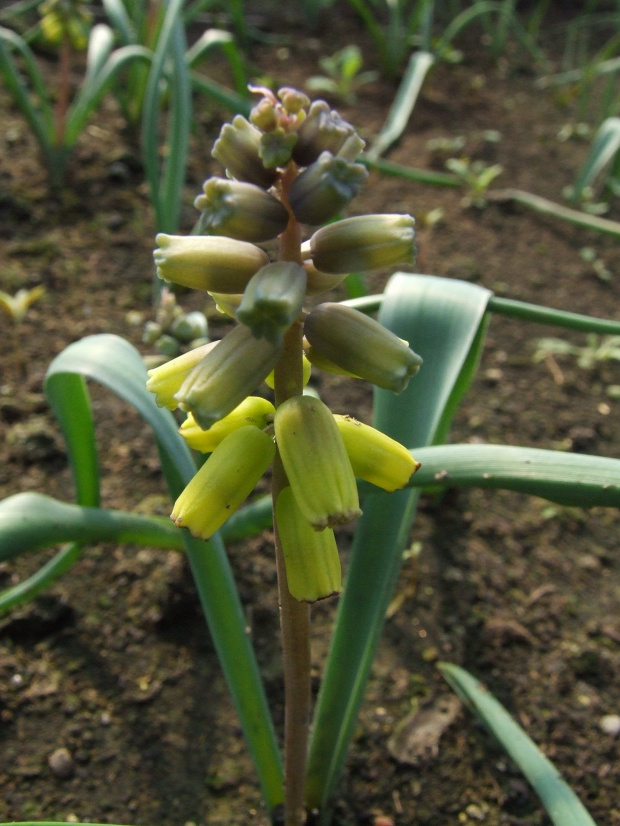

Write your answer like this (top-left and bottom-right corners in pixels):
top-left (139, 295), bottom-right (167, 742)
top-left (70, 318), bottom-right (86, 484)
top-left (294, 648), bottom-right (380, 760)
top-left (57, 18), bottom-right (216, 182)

top-left (0, 5), bottom-right (619, 826)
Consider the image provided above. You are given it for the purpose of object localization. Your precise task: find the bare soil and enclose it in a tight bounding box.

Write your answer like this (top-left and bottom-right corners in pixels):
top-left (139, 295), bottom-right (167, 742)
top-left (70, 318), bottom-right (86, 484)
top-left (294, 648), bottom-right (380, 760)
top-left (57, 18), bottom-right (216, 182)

top-left (0, 6), bottom-right (619, 826)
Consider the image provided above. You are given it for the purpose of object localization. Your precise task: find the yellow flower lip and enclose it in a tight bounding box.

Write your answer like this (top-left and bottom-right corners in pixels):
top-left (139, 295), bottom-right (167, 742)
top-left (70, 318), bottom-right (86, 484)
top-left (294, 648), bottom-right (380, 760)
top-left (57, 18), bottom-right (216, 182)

top-left (146, 341), bottom-right (218, 410)
top-left (171, 425), bottom-right (275, 540)
top-left (179, 396), bottom-right (275, 453)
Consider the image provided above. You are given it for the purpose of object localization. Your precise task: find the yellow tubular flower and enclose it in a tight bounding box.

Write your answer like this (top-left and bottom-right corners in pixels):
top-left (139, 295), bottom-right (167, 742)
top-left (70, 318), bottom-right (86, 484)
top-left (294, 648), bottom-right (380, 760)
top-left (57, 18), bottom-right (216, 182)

top-left (179, 397), bottom-right (275, 453)
top-left (334, 414), bottom-right (421, 492)
top-left (274, 395), bottom-right (362, 530)
top-left (171, 426), bottom-right (275, 540)
top-left (146, 341), bottom-right (218, 409)
top-left (276, 487), bottom-right (342, 603)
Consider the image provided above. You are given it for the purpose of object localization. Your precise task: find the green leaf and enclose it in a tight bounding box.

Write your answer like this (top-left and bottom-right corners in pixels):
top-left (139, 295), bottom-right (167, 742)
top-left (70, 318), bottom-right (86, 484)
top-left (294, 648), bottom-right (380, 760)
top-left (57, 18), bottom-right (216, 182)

top-left (366, 50), bottom-right (434, 161)
top-left (439, 663), bottom-right (598, 826)
top-left (44, 334), bottom-right (283, 813)
top-left (408, 443), bottom-right (620, 508)
top-left (141, 0), bottom-right (191, 234)
top-left (572, 116), bottom-right (620, 201)
top-left (0, 493), bottom-right (185, 562)
top-left (66, 44), bottom-right (152, 148)
top-left (306, 273), bottom-right (492, 816)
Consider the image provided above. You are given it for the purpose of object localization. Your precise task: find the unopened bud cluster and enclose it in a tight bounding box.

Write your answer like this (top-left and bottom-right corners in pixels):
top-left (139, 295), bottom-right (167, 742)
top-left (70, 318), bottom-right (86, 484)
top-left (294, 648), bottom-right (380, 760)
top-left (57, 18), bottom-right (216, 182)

top-left (142, 288), bottom-right (209, 362)
top-left (148, 86), bottom-right (422, 601)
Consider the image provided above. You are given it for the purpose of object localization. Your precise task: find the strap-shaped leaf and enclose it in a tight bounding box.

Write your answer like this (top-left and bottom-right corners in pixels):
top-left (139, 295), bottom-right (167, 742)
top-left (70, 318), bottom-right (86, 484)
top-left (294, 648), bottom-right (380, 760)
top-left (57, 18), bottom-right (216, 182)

top-left (307, 273), bottom-right (492, 815)
top-left (0, 493), bottom-right (184, 561)
top-left (410, 443), bottom-right (620, 508)
top-left (439, 663), bottom-right (598, 826)
top-left (572, 116), bottom-right (620, 202)
top-left (44, 334), bottom-right (283, 813)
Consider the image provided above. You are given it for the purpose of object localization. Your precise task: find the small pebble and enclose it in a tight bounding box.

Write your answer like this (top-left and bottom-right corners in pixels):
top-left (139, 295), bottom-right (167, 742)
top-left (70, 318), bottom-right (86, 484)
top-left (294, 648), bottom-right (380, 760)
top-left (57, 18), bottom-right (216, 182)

top-left (48, 747), bottom-right (75, 779)
top-left (599, 714), bottom-right (620, 736)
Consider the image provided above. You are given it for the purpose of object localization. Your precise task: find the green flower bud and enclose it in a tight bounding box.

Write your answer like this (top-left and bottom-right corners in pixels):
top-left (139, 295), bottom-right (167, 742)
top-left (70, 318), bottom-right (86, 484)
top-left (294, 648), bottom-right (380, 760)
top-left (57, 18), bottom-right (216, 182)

top-left (143, 320), bottom-right (163, 345)
top-left (155, 334), bottom-right (181, 357)
top-left (260, 128), bottom-right (298, 169)
top-left (179, 396), bottom-right (275, 452)
top-left (212, 115), bottom-right (278, 188)
top-left (175, 324), bottom-right (282, 430)
top-left (154, 233), bottom-right (269, 293)
top-left (274, 395), bottom-right (361, 530)
top-left (236, 262), bottom-right (307, 345)
top-left (276, 487), bottom-right (341, 602)
top-left (304, 303), bottom-right (422, 393)
top-left (195, 177), bottom-right (289, 243)
top-left (292, 100), bottom-right (359, 166)
top-left (309, 214), bottom-right (416, 274)
top-left (334, 415), bottom-right (421, 491)
top-left (146, 341), bottom-right (218, 409)
top-left (289, 151), bottom-right (368, 225)
top-left (336, 132), bottom-right (365, 162)
top-left (170, 311), bottom-right (209, 343)
top-left (171, 426), bottom-right (275, 540)
top-left (304, 346), bottom-right (359, 378)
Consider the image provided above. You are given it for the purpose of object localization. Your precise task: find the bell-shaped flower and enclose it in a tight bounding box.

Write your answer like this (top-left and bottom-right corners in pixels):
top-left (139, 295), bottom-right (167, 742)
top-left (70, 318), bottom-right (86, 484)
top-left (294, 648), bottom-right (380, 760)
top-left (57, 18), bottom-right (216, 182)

top-left (288, 151), bottom-right (368, 225)
top-left (309, 214), bottom-right (415, 274)
top-left (334, 414), bottom-right (420, 491)
top-left (274, 395), bottom-right (361, 530)
top-left (154, 234), bottom-right (269, 293)
top-left (179, 396), bottom-right (275, 453)
top-left (276, 486), bottom-right (341, 602)
top-left (195, 178), bottom-right (289, 243)
top-left (304, 303), bottom-right (422, 393)
top-left (212, 115), bottom-right (278, 188)
top-left (171, 426), bottom-right (275, 539)
top-left (236, 262), bottom-right (307, 345)
top-left (146, 341), bottom-right (218, 410)
top-left (174, 323), bottom-right (282, 430)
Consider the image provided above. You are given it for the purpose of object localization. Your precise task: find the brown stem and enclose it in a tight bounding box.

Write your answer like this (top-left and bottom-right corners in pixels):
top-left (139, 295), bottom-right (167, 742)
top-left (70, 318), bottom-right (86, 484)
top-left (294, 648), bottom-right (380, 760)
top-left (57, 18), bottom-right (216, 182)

top-left (272, 177), bottom-right (311, 826)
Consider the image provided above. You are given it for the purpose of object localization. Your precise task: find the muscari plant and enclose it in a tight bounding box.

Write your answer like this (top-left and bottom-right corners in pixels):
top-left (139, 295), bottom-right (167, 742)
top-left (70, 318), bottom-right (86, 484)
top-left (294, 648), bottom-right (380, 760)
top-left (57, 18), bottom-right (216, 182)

top-left (2, 86), bottom-right (620, 826)
top-left (0, 1), bottom-right (151, 189)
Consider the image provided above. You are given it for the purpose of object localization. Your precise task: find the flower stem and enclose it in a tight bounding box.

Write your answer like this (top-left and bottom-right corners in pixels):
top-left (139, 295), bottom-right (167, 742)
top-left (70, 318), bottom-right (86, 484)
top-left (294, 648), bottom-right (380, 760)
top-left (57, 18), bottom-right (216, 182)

top-left (272, 184), bottom-right (311, 825)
